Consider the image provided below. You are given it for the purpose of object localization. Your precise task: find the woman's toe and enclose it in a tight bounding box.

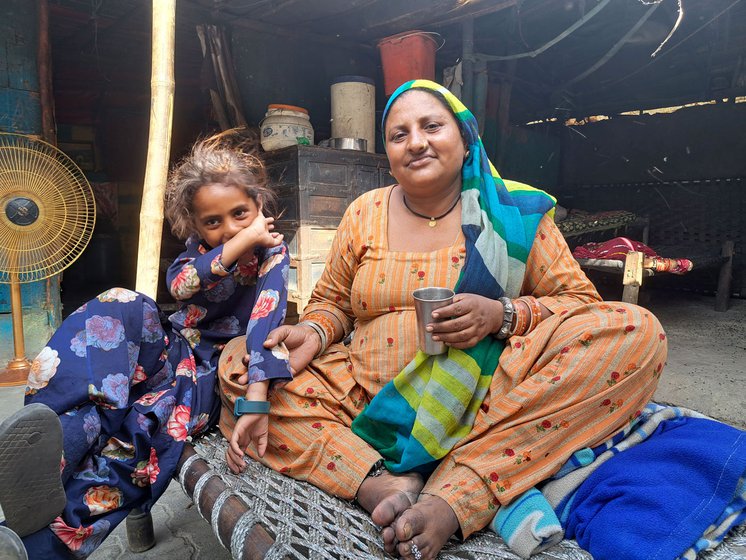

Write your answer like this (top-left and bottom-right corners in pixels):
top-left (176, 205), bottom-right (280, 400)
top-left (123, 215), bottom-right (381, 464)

top-left (393, 506), bottom-right (425, 543)
top-left (381, 526), bottom-right (397, 553)
top-left (370, 490), bottom-right (413, 527)
top-left (391, 494), bottom-right (459, 559)
top-left (397, 538), bottom-right (426, 560)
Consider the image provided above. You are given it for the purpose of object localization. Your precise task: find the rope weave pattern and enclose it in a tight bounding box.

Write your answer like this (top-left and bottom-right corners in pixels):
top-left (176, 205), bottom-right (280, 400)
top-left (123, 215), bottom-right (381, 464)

top-left (231, 509), bottom-right (261, 559)
top-left (211, 489), bottom-right (233, 540)
top-left (178, 453), bottom-right (200, 483)
top-left (192, 470), bottom-right (218, 519)
top-left (181, 433), bottom-right (746, 559)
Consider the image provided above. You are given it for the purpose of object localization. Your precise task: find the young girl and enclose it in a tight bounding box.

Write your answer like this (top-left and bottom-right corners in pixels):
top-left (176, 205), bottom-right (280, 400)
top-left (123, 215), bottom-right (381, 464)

top-left (0, 129), bottom-right (292, 559)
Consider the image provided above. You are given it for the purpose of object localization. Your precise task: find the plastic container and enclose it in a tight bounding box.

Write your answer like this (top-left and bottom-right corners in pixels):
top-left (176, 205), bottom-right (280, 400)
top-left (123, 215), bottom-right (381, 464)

top-left (260, 104), bottom-right (314, 151)
top-left (331, 76), bottom-right (375, 153)
top-left (377, 31), bottom-right (438, 96)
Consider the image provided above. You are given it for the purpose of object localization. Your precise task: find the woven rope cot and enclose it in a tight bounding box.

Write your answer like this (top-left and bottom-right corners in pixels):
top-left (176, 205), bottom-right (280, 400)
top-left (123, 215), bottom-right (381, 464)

top-left (176, 432), bottom-right (746, 560)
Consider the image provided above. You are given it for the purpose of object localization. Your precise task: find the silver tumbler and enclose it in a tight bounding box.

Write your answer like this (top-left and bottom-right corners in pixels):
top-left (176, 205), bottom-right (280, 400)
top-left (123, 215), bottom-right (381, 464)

top-left (412, 287), bottom-right (455, 355)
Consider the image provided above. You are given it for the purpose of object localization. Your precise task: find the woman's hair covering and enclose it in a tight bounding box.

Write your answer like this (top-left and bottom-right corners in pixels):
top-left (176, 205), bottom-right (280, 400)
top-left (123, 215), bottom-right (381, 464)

top-left (382, 79), bottom-right (556, 300)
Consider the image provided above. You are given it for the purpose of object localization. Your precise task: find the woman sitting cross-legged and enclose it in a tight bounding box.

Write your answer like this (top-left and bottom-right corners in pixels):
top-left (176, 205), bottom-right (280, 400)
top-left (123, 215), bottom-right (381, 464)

top-left (219, 80), bottom-right (667, 560)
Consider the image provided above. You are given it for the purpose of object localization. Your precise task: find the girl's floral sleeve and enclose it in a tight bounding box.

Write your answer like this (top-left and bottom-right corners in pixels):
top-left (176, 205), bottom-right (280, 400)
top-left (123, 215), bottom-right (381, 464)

top-left (245, 243), bottom-right (293, 385)
top-left (166, 236), bottom-right (237, 302)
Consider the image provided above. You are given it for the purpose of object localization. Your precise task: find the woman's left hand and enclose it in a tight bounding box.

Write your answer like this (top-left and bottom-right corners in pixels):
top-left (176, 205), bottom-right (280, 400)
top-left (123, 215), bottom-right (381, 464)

top-left (428, 293), bottom-right (502, 349)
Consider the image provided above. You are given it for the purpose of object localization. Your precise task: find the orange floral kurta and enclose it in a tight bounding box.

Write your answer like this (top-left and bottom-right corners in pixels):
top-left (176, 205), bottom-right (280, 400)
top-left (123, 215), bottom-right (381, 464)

top-left (219, 185), bottom-right (666, 538)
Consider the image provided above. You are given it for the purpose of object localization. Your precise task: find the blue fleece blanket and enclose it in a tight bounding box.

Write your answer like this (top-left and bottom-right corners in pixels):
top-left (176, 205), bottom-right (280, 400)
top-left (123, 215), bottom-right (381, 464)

top-left (489, 404), bottom-right (746, 559)
top-left (563, 414), bottom-right (746, 560)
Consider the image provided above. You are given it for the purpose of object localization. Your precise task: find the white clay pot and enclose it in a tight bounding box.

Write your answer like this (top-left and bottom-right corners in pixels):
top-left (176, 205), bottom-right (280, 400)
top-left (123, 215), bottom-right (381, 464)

top-left (260, 104), bottom-right (314, 151)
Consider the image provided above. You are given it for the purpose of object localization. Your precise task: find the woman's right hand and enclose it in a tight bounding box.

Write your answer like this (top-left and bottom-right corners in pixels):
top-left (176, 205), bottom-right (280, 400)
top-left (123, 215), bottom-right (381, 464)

top-left (263, 324), bottom-right (320, 375)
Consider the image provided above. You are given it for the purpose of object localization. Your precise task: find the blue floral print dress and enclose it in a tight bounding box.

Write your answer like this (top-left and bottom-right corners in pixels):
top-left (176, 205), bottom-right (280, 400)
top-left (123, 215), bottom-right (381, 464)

top-left (21, 238), bottom-right (291, 558)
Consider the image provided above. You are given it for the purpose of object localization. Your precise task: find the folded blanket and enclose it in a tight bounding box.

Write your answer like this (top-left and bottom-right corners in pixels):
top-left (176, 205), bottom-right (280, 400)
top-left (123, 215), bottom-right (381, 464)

top-left (489, 404), bottom-right (653, 557)
top-left (572, 237), bottom-right (693, 274)
top-left (563, 415), bottom-right (746, 560)
top-left (490, 487), bottom-right (563, 557)
top-left (489, 404), bottom-right (746, 560)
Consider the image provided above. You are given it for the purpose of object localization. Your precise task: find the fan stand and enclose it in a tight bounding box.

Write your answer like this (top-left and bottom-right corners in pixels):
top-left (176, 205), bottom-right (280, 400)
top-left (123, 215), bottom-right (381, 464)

top-left (2, 224), bottom-right (31, 387)
top-left (0, 134), bottom-right (95, 387)
top-left (0, 275), bottom-right (31, 386)
top-left (1, 200), bottom-right (34, 387)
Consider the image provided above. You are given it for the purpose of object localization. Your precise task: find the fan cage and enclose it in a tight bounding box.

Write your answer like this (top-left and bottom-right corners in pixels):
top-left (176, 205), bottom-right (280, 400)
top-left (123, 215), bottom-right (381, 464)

top-left (0, 133), bottom-right (96, 284)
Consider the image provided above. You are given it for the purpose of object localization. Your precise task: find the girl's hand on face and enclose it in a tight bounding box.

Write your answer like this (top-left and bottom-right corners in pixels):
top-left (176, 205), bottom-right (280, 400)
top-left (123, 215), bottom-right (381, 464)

top-left (245, 212), bottom-right (284, 248)
top-left (221, 210), bottom-right (283, 266)
top-left (428, 293), bottom-right (503, 349)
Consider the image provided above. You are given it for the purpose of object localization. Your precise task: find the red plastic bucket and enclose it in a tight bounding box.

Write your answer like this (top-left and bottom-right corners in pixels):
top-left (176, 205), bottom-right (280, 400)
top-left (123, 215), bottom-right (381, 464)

top-left (377, 30), bottom-right (438, 96)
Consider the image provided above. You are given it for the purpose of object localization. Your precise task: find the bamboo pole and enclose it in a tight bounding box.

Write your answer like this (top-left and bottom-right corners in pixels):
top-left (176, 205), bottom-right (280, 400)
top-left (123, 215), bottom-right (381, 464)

top-left (135, 0), bottom-right (175, 299)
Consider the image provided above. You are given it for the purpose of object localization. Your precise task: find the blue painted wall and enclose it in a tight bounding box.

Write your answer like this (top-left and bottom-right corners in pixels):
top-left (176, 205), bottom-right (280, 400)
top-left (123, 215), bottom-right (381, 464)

top-left (1, 0), bottom-right (61, 365)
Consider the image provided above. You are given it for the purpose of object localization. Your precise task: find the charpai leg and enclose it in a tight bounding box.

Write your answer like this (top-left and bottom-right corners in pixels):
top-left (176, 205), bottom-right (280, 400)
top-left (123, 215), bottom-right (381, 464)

top-left (125, 507), bottom-right (155, 552)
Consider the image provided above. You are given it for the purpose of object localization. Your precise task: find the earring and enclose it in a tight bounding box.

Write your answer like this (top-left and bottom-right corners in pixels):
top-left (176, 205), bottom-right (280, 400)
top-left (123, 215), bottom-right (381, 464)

top-left (464, 150), bottom-right (470, 160)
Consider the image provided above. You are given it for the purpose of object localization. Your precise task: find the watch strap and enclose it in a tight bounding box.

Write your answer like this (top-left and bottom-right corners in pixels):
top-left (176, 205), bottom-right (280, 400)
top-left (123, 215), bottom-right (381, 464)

top-left (234, 397), bottom-right (270, 416)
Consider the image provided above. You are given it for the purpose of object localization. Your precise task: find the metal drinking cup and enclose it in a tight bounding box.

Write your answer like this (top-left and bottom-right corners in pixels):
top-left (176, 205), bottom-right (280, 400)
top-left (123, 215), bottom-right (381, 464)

top-left (412, 287), bottom-right (455, 355)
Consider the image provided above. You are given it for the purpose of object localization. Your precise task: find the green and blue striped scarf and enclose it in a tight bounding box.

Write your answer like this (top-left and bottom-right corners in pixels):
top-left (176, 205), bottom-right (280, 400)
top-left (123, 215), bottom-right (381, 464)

top-left (351, 79), bottom-right (556, 475)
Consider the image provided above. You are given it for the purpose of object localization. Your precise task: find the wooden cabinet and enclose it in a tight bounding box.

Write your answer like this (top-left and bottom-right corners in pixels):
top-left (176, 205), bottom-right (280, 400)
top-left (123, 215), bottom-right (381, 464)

top-left (262, 145), bottom-right (394, 313)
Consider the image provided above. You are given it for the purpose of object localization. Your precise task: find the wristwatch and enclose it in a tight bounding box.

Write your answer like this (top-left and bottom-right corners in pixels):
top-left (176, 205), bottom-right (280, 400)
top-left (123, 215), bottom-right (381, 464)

top-left (495, 297), bottom-right (514, 340)
top-left (234, 397), bottom-right (270, 416)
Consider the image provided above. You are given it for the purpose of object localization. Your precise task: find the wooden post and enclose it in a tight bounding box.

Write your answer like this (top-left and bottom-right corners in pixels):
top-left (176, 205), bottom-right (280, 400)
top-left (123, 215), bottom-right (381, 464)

top-left (622, 251), bottom-right (644, 305)
top-left (135, 0), bottom-right (175, 299)
top-left (38, 0), bottom-right (55, 144)
top-left (462, 18), bottom-right (474, 109)
top-left (495, 59), bottom-right (516, 170)
top-left (715, 240), bottom-right (734, 312)
top-left (473, 59), bottom-right (488, 134)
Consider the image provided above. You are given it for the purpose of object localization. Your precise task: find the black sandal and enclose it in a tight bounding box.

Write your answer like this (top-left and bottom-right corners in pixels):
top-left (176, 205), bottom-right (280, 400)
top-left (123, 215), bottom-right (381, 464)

top-left (0, 403), bottom-right (65, 537)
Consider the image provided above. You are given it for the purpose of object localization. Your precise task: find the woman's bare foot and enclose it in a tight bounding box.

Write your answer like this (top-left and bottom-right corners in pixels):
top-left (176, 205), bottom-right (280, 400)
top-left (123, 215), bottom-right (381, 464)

top-left (355, 470), bottom-right (424, 553)
top-left (394, 493), bottom-right (459, 560)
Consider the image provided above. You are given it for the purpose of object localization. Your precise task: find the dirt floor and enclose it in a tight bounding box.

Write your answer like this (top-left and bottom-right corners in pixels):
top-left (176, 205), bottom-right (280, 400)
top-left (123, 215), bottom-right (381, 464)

top-left (643, 289), bottom-right (745, 429)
